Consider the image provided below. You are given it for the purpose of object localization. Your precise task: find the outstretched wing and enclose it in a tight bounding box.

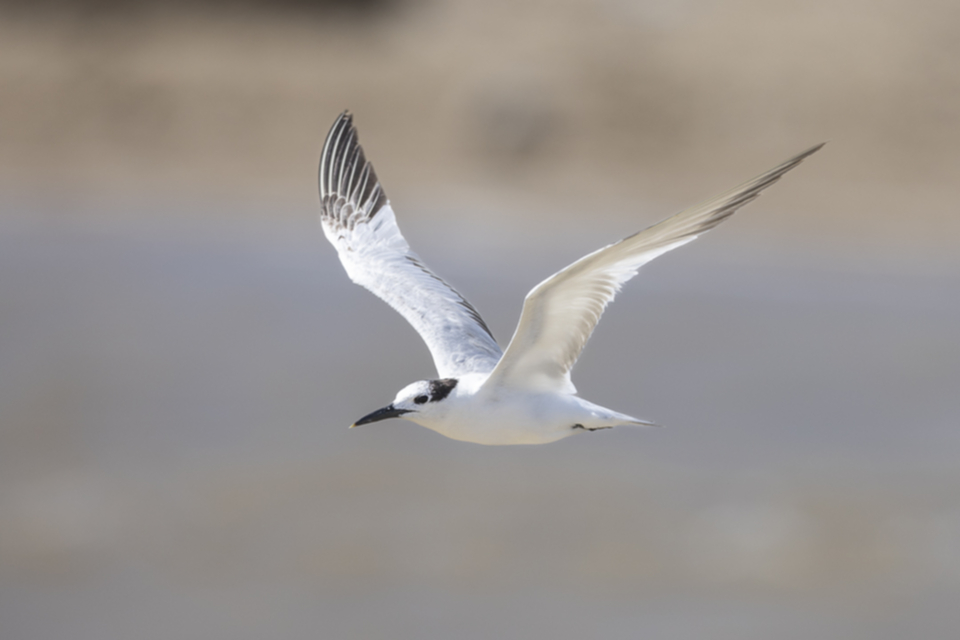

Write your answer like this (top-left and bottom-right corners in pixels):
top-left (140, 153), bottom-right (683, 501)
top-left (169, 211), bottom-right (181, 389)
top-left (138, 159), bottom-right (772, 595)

top-left (482, 143), bottom-right (824, 394)
top-left (319, 112), bottom-right (503, 377)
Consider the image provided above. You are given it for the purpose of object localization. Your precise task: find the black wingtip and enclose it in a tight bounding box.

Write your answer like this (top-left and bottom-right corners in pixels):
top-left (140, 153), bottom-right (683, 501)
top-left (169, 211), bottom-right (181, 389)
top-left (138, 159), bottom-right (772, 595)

top-left (800, 141), bottom-right (827, 159)
top-left (318, 111), bottom-right (388, 220)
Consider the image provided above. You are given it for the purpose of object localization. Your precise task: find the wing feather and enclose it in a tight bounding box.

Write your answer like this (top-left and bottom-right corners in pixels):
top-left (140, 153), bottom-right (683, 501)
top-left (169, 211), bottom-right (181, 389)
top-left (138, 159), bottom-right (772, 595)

top-left (482, 143), bottom-right (824, 393)
top-left (319, 112), bottom-right (502, 377)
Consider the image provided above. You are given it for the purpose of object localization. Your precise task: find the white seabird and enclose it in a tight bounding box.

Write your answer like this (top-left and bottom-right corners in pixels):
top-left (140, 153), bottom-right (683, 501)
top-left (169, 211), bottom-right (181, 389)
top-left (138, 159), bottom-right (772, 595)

top-left (319, 111), bottom-right (822, 445)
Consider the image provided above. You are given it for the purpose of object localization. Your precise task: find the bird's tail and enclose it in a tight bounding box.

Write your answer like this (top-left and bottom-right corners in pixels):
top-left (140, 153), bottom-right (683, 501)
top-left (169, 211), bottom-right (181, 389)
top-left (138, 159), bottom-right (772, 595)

top-left (620, 415), bottom-right (662, 428)
top-left (575, 398), bottom-right (662, 429)
top-left (604, 408), bottom-right (662, 429)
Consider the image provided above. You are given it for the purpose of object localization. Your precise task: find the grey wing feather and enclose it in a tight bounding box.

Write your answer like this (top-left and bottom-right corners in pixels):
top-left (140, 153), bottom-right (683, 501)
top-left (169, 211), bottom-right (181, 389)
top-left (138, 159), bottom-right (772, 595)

top-left (482, 143), bottom-right (824, 394)
top-left (319, 112), bottom-right (503, 378)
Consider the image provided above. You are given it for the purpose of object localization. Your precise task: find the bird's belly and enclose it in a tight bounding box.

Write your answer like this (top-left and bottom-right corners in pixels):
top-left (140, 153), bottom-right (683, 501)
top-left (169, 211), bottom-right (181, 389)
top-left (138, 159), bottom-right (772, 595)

top-left (421, 399), bottom-right (584, 446)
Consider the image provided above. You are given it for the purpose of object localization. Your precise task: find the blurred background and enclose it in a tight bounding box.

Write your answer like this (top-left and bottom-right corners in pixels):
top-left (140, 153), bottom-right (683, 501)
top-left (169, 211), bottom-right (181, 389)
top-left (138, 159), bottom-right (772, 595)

top-left (1, 0), bottom-right (959, 638)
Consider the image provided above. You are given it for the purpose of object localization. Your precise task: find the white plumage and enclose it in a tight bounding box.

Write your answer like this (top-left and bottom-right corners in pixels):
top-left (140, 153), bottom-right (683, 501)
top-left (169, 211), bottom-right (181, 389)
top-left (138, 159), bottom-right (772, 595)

top-left (319, 111), bottom-right (822, 445)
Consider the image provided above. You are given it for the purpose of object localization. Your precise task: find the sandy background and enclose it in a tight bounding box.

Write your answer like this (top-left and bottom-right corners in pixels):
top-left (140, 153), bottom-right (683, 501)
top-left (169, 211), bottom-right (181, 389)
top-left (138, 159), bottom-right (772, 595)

top-left (3, 0), bottom-right (960, 264)
top-left (1, 1), bottom-right (959, 638)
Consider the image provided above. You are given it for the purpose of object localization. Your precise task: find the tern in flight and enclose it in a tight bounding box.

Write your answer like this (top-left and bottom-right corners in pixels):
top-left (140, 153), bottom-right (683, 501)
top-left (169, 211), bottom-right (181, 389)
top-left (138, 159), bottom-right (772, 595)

top-left (319, 112), bottom-right (821, 445)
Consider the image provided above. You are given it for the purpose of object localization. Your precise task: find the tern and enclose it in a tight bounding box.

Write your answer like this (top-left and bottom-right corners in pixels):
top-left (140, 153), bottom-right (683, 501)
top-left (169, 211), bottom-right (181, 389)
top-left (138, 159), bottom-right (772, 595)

top-left (319, 112), bottom-right (821, 445)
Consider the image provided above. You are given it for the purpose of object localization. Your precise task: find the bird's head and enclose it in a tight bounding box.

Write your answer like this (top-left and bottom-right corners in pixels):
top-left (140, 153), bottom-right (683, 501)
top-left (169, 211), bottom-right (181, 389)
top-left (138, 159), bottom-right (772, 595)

top-left (350, 378), bottom-right (459, 428)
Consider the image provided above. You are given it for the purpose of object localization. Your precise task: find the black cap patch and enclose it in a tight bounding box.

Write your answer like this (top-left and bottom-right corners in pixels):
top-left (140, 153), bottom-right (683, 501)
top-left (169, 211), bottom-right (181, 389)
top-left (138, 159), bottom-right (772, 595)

top-left (428, 378), bottom-right (458, 402)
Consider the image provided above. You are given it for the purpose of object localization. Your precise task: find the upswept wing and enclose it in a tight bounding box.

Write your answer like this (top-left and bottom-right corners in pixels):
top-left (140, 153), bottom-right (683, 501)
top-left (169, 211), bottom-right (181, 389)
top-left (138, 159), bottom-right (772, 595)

top-left (319, 112), bottom-right (502, 377)
top-left (482, 144), bottom-right (824, 394)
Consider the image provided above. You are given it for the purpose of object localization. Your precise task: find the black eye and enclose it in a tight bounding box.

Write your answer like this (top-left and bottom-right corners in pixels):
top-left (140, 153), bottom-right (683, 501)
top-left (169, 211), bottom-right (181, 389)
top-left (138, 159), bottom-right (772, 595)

top-left (414, 395), bottom-right (429, 405)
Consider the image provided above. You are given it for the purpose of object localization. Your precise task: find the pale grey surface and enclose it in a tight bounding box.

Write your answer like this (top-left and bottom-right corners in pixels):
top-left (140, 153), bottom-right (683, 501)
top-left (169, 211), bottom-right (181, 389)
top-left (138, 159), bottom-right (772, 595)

top-left (1, 210), bottom-right (959, 639)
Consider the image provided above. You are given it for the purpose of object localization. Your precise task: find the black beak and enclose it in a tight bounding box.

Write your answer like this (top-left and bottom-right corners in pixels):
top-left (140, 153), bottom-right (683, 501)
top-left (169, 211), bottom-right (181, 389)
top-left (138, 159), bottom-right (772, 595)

top-left (350, 404), bottom-right (412, 427)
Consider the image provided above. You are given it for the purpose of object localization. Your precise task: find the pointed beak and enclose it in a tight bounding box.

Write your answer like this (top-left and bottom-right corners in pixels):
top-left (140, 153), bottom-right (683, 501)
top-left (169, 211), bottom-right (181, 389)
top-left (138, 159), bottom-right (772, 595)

top-left (350, 404), bottom-right (412, 428)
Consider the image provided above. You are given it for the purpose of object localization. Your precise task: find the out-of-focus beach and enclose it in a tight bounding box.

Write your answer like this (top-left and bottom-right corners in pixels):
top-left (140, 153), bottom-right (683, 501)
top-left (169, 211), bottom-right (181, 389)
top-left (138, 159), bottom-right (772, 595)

top-left (1, 1), bottom-right (959, 638)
